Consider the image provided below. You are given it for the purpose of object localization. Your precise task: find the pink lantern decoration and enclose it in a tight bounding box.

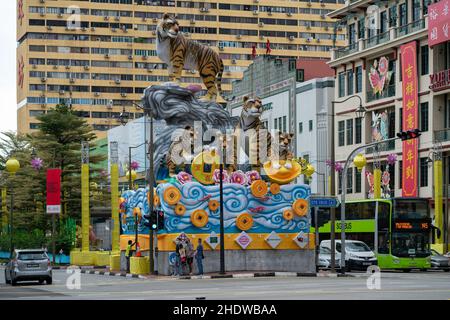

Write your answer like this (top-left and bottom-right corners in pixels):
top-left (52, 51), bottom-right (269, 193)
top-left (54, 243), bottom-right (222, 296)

top-left (386, 153), bottom-right (397, 166)
top-left (130, 161), bottom-right (140, 170)
top-left (31, 158), bottom-right (43, 171)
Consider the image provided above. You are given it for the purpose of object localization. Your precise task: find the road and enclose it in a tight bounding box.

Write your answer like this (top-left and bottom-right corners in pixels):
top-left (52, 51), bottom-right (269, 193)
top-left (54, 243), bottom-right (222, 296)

top-left (1, 268), bottom-right (450, 300)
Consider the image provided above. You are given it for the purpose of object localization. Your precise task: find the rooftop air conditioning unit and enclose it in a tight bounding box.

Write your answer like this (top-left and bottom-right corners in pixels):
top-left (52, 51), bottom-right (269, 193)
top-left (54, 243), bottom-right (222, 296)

top-left (84, 65), bottom-right (90, 70)
top-left (115, 79), bottom-right (121, 84)
top-left (121, 93), bottom-right (127, 97)
top-left (41, 77), bottom-right (47, 83)
top-left (128, 55), bottom-right (133, 60)
top-left (231, 59), bottom-right (237, 64)
top-left (289, 35), bottom-right (295, 41)
top-left (94, 92), bottom-right (100, 96)
top-left (70, 78), bottom-right (75, 83)
top-left (259, 22), bottom-right (264, 27)
top-left (253, 10), bottom-right (258, 15)
top-left (59, 90), bottom-right (65, 95)
top-left (104, 16), bottom-right (109, 21)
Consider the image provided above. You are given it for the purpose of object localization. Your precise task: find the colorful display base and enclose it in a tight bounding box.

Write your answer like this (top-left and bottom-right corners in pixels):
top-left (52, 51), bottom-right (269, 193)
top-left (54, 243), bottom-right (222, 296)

top-left (110, 254), bottom-right (121, 272)
top-left (94, 251), bottom-right (111, 267)
top-left (120, 182), bottom-right (311, 239)
top-left (70, 251), bottom-right (96, 266)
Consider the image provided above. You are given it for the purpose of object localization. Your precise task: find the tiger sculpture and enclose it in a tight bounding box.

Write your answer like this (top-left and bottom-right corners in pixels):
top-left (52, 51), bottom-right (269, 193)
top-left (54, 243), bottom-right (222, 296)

top-left (232, 96), bottom-right (273, 173)
top-left (156, 13), bottom-right (224, 102)
top-left (166, 125), bottom-right (196, 177)
top-left (272, 132), bottom-right (295, 170)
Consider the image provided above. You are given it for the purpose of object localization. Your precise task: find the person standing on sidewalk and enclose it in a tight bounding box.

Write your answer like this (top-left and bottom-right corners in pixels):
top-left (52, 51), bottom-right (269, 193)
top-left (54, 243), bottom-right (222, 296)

top-left (174, 241), bottom-right (183, 276)
top-left (195, 238), bottom-right (204, 275)
top-left (125, 240), bottom-right (136, 273)
top-left (186, 239), bottom-right (195, 275)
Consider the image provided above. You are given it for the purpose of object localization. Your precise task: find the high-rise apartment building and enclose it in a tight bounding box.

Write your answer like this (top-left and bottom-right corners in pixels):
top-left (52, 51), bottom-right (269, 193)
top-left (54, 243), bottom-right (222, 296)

top-left (17, 0), bottom-right (346, 134)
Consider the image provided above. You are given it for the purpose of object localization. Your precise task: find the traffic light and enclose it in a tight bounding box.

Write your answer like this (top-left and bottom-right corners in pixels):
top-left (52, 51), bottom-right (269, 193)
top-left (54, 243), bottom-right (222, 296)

top-left (157, 210), bottom-right (165, 230)
top-left (144, 211), bottom-right (158, 230)
top-left (396, 129), bottom-right (422, 141)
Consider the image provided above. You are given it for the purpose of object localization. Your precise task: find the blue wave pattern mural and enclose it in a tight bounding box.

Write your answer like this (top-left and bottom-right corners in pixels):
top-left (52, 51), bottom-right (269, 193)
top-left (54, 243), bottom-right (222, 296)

top-left (121, 182), bottom-right (311, 235)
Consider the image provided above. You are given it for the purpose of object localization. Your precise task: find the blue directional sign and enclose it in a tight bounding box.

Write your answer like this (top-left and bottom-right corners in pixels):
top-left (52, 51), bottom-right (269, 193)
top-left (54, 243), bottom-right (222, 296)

top-left (309, 197), bottom-right (340, 208)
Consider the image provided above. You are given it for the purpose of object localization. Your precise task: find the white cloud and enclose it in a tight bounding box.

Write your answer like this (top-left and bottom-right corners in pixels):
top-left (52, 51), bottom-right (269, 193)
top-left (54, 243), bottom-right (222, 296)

top-left (0, 0), bottom-right (17, 132)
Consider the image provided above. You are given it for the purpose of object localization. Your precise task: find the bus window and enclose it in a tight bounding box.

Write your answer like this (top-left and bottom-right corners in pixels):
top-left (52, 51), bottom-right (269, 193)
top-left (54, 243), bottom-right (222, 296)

top-left (394, 199), bottom-right (428, 219)
top-left (378, 231), bottom-right (389, 254)
top-left (391, 232), bottom-right (430, 257)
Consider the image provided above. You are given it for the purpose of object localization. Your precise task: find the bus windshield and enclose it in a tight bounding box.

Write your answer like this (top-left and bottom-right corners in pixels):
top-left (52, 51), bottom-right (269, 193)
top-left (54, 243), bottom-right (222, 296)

top-left (393, 199), bottom-right (428, 219)
top-left (391, 232), bottom-right (430, 257)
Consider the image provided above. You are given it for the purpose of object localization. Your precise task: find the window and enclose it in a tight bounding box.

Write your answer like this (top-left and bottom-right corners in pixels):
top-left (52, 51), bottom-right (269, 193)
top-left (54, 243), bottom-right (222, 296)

top-left (30, 123), bottom-right (40, 129)
top-left (346, 169), bottom-right (353, 193)
top-left (399, 3), bottom-right (407, 28)
top-left (346, 119), bottom-right (353, 145)
top-left (309, 120), bottom-right (313, 132)
top-left (421, 45), bottom-right (429, 75)
top-left (389, 6), bottom-right (397, 28)
top-left (338, 72), bottom-right (345, 97)
top-left (380, 11), bottom-right (388, 34)
top-left (299, 122), bottom-right (303, 134)
top-left (420, 158), bottom-right (428, 187)
top-left (338, 120), bottom-right (345, 146)
top-left (355, 117), bottom-right (362, 144)
top-left (420, 102), bottom-right (429, 132)
top-left (347, 69), bottom-right (354, 95)
top-left (355, 66), bottom-right (362, 93)
top-left (358, 19), bottom-right (365, 40)
top-left (423, 0), bottom-right (429, 15)
top-left (355, 168), bottom-right (362, 193)
top-left (412, 0), bottom-right (421, 21)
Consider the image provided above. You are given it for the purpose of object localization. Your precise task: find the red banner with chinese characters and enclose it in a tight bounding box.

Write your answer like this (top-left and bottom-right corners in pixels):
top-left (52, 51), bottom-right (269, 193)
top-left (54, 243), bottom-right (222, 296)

top-left (401, 42), bottom-right (419, 197)
top-left (428, 0), bottom-right (450, 47)
top-left (46, 168), bottom-right (61, 214)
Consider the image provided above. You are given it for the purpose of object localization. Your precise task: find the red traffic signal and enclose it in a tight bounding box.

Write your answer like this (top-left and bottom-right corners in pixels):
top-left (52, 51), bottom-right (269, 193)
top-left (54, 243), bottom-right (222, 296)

top-left (396, 129), bottom-right (421, 141)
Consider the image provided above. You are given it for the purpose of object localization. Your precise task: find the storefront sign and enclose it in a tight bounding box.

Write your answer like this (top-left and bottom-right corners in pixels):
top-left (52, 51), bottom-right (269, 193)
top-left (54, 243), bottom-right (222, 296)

top-left (428, 0), bottom-right (450, 47)
top-left (46, 168), bottom-right (61, 214)
top-left (400, 42), bottom-right (419, 197)
top-left (429, 69), bottom-right (450, 92)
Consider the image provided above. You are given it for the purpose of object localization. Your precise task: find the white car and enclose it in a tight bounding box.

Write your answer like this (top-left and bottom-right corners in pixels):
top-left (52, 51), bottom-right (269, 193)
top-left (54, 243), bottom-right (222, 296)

top-left (320, 240), bottom-right (378, 271)
top-left (318, 246), bottom-right (342, 270)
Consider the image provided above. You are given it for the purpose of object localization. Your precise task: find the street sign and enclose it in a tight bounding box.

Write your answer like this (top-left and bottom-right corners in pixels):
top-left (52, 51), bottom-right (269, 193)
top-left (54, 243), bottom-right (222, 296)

top-left (309, 196), bottom-right (340, 208)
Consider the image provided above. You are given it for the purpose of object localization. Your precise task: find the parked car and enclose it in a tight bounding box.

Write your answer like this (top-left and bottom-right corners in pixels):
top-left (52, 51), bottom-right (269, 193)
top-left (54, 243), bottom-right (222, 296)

top-left (430, 249), bottom-right (450, 272)
top-left (317, 246), bottom-right (342, 270)
top-left (4, 249), bottom-right (52, 286)
top-left (320, 240), bottom-right (378, 271)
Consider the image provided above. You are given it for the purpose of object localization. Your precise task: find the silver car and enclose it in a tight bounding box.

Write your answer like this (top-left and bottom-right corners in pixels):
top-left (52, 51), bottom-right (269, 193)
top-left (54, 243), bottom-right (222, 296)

top-left (318, 246), bottom-right (342, 270)
top-left (4, 249), bottom-right (52, 285)
top-left (430, 249), bottom-right (450, 272)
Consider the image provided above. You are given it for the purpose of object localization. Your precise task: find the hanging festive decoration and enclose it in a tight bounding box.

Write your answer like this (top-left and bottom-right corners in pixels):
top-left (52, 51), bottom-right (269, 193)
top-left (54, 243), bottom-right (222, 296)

top-left (326, 160), bottom-right (344, 173)
top-left (386, 153), bottom-right (397, 166)
top-left (368, 56), bottom-right (392, 95)
top-left (30, 158), bottom-right (43, 171)
top-left (130, 161), bottom-right (140, 170)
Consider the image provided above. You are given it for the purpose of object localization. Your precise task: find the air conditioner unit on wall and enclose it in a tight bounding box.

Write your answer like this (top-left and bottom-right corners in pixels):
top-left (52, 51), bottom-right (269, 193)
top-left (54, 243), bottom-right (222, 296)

top-left (70, 78), bottom-right (75, 83)
top-left (231, 59), bottom-right (237, 64)
top-left (253, 10), bottom-right (258, 15)
top-left (94, 92), bottom-right (100, 96)
top-left (84, 65), bottom-right (90, 70)
top-left (289, 35), bottom-right (295, 41)
top-left (121, 93), bottom-right (127, 97)
top-left (115, 79), bottom-right (121, 84)
top-left (59, 90), bottom-right (65, 95)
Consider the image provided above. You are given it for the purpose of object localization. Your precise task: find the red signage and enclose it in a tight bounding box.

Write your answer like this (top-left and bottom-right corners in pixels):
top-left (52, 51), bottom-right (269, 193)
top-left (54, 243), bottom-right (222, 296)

top-left (401, 42), bottom-right (419, 197)
top-left (428, 0), bottom-right (450, 47)
top-left (429, 69), bottom-right (450, 91)
top-left (46, 169), bottom-right (61, 214)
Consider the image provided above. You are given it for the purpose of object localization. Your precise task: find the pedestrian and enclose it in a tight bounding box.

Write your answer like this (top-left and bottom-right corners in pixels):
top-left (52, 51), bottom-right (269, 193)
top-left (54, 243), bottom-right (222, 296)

top-left (179, 242), bottom-right (187, 275)
top-left (125, 240), bottom-right (135, 273)
top-left (186, 239), bottom-right (195, 275)
top-left (175, 242), bottom-right (183, 276)
top-left (195, 238), bottom-right (204, 275)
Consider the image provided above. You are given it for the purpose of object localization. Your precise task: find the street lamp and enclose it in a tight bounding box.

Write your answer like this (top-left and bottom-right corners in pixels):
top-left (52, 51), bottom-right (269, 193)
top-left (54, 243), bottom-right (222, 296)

top-left (5, 158), bottom-right (20, 258)
top-left (329, 94), bottom-right (365, 273)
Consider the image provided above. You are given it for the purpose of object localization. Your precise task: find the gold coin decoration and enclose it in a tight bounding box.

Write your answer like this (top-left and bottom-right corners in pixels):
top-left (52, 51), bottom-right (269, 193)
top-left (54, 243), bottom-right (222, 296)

top-left (269, 183), bottom-right (281, 195)
top-left (208, 199), bottom-right (219, 211)
top-left (283, 209), bottom-right (294, 221)
top-left (163, 186), bottom-right (181, 205)
top-left (236, 213), bottom-right (254, 231)
top-left (191, 209), bottom-right (209, 228)
top-left (292, 199), bottom-right (308, 217)
top-left (174, 203), bottom-right (186, 216)
top-left (250, 180), bottom-right (268, 198)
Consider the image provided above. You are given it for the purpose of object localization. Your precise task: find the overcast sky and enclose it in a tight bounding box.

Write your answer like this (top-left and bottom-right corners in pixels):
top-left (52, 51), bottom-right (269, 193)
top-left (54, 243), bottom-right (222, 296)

top-left (0, 0), bottom-right (17, 132)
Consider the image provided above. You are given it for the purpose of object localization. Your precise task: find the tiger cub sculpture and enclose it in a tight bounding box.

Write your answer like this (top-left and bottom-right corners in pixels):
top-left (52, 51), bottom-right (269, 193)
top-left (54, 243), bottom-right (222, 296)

top-left (166, 126), bottom-right (196, 177)
top-left (156, 13), bottom-right (224, 102)
top-left (233, 96), bottom-right (273, 173)
top-left (272, 132), bottom-right (295, 170)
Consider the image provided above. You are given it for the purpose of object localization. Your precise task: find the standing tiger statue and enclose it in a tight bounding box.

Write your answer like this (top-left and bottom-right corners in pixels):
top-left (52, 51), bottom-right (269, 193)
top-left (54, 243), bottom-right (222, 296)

top-left (232, 96), bottom-right (273, 173)
top-left (166, 125), bottom-right (196, 177)
top-left (156, 13), bottom-right (224, 102)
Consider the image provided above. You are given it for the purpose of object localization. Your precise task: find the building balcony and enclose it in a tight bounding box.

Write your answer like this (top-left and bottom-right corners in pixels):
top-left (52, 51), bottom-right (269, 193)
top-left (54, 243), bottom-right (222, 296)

top-left (434, 128), bottom-right (450, 143)
top-left (366, 83), bottom-right (396, 103)
top-left (364, 31), bottom-right (390, 50)
top-left (395, 18), bottom-right (426, 38)
top-left (335, 42), bottom-right (359, 59)
top-left (365, 139), bottom-right (396, 154)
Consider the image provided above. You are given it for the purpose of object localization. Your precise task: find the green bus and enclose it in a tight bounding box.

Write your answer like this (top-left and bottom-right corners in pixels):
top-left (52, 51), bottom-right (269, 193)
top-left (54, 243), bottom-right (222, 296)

top-left (313, 197), bottom-right (432, 271)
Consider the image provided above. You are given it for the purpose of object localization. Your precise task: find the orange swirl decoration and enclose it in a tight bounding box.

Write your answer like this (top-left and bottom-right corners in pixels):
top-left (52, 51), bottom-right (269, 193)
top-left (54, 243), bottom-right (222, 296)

top-left (208, 199), bottom-right (219, 211)
top-left (269, 183), bottom-right (280, 195)
top-left (163, 186), bottom-right (181, 205)
top-left (250, 180), bottom-right (268, 198)
top-left (283, 209), bottom-right (294, 221)
top-left (174, 203), bottom-right (186, 216)
top-left (292, 199), bottom-right (308, 217)
top-left (191, 209), bottom-right (208, 228)
top-left (236, 213), bottom-right (253, 231)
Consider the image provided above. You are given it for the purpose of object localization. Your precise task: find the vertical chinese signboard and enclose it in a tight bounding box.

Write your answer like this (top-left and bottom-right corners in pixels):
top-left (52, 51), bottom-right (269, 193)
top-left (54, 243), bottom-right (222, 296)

top-left (46, 169), bottom-right (61, 214)
top-left (401, 42), bottom-right (419, 197)
top-left (428, 0), bottom-right (450, 47)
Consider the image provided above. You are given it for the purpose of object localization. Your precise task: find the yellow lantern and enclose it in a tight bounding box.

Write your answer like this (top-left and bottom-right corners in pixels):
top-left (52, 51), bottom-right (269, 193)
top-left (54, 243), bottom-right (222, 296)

top-left (126, 169), bottom-right (137, 181)
top-left (5, 158), bottom-right (20, 174)
top-left (353, 153), bottom-right (367, 172)
top-left (304, 164), bottom-right (315, 177)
